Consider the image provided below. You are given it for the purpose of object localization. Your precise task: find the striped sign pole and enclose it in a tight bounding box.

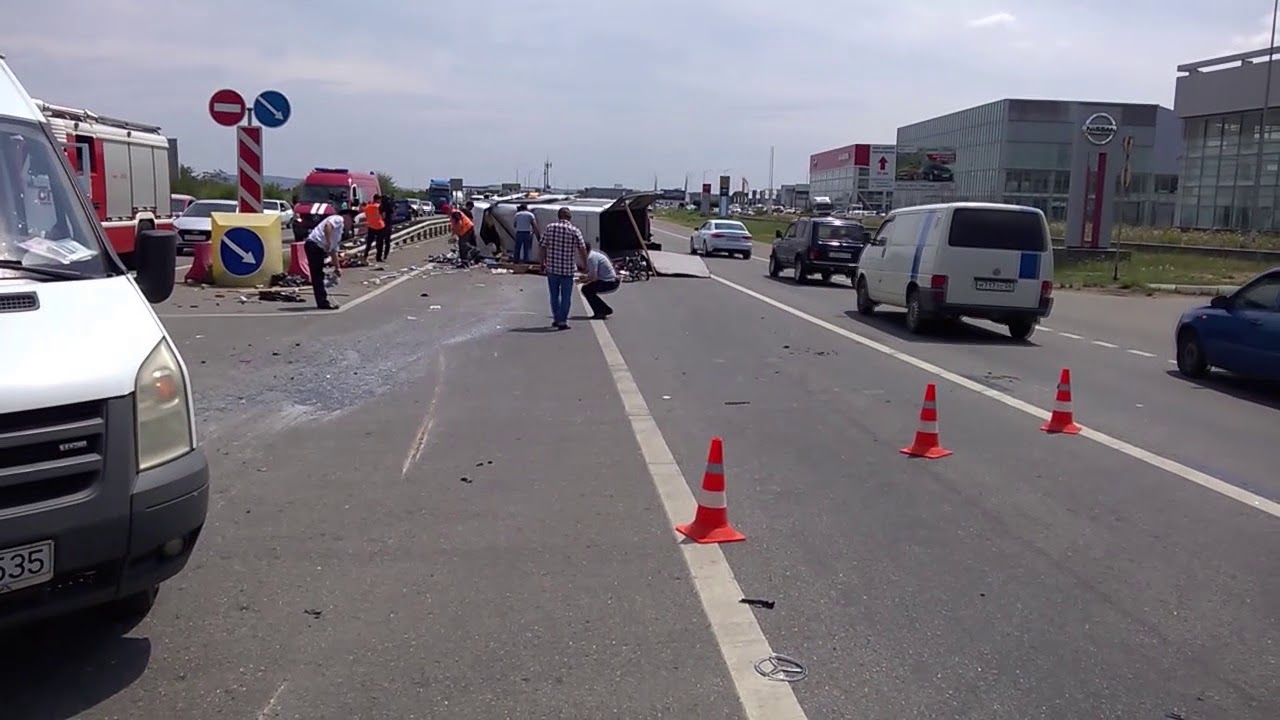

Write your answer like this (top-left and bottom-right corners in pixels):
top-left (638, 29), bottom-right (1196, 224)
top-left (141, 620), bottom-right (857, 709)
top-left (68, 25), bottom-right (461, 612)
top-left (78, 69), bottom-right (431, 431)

top-left (237, 125), bottom-right (263, 213)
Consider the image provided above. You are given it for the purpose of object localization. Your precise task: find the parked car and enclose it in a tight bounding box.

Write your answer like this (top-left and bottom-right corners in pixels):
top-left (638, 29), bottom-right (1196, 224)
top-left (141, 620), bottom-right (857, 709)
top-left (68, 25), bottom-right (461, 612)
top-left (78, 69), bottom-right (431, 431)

top-left (422, 200), bottom-right (435, 216)
top-left (768, 216), bottom-right (869, 285)
top-left (405, 198), bottom-right (424, 217)
top-left (1175, 267), bottom-right (1280, 381)
top-left (263, 198), bottom-right (294, 229)
top-left (173, 199), bottom-right (238, 254)
top-left (171, 193), bottom-right (196, 216)
top-left (392, 199), bottom-right (413, 225)
top-left (854, 202), bottom-right (1054, 339)
top-left (689, 219), bottom-right (753, 259)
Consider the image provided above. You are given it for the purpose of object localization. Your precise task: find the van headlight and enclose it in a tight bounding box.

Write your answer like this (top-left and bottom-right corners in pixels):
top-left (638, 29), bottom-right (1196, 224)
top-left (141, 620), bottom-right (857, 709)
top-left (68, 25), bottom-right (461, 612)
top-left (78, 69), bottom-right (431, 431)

top-left (135, 338), bottom-right (194, 471)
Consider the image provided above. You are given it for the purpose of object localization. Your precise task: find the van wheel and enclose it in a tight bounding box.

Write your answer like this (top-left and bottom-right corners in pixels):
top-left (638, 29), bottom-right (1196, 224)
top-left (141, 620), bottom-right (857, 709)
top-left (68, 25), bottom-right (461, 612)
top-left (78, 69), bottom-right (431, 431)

top-left (768, 253), bottom-right (781, 277)
top-left (1176, 328), bottom-right (1209, 378)
top-left (1007, 318), bottom-right (1036, 341)
top-left (904, 289), bottom-right (926, 334)
top-left (856, 277), bottom-right (876, 316)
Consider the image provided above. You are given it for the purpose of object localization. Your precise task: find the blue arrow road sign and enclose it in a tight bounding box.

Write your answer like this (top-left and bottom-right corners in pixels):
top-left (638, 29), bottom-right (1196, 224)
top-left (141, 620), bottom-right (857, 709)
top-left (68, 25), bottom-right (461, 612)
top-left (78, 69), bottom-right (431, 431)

top-left (219, 226), bottom-right (266, 277)
top-left (253, 90), bottom-right (291, 129)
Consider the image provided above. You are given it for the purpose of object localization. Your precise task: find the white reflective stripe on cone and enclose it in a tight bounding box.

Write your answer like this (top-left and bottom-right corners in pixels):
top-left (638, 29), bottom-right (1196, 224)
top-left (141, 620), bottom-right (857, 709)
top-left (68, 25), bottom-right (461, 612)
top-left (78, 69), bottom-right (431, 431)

top-left (704, 463), bottom-right (725, 475)
top-left (1054, 401), bottom-right (1072, 412)
top-left (699, 489), bottom-right (727, 509)
top-left (919, 421), bottom-right (939, 434)
top-left (1058, 383), bottom-right (1070, 393)
top-left (922, 401), bottom-right (937, 410)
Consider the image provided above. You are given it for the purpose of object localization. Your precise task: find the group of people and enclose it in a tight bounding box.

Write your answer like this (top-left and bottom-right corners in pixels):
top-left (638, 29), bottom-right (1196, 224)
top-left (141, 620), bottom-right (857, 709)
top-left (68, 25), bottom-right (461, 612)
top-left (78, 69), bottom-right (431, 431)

top-left (532, 206), bottom-right (619, 329)
top-left (302, 198), bottom-right (623, 323)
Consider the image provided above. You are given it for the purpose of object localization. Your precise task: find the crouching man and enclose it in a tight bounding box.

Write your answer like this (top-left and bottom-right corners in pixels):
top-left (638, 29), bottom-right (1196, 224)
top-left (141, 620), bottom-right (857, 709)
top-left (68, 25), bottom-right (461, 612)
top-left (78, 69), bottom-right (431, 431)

top-left (581, 244), bottom-right (620, 319)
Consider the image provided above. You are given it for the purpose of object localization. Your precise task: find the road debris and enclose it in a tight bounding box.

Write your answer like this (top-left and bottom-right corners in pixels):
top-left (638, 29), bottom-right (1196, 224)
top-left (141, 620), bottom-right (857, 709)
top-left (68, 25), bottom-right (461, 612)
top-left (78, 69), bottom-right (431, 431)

top-left (724, 401), bottom-right (751, 406)
top-left (753, 653), bottom-right (806, 682)
top-left (739, 597), bottom-right (775, 609)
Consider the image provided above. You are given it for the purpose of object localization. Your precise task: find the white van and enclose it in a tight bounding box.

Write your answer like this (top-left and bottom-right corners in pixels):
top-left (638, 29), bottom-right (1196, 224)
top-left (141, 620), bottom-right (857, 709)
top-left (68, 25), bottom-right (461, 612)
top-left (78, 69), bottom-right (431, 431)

top-left (854, 202), bottom-right (1054, 339)
top-left (0, 55), bottom-right (208, 628)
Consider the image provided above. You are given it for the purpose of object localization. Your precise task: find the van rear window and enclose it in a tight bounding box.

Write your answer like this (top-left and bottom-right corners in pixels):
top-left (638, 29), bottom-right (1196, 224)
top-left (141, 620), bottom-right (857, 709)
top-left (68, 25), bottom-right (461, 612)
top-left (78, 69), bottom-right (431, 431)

top-left (947, 209), bottom-right (1047, 252)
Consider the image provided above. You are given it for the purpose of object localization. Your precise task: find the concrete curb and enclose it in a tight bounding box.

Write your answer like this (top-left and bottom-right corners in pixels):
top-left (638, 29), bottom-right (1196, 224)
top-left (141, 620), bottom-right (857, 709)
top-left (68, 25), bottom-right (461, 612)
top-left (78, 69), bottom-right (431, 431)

top-left (1145, 283), bottom-right (1239, 296)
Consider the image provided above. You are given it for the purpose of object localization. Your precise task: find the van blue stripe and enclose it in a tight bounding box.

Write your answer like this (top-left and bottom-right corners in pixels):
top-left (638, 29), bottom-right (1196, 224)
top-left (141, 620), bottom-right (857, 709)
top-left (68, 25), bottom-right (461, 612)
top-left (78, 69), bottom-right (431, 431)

top-left (909, 212), bottom-right (939, 284)
top-left (1018, 251), bottom-right (1041, 280)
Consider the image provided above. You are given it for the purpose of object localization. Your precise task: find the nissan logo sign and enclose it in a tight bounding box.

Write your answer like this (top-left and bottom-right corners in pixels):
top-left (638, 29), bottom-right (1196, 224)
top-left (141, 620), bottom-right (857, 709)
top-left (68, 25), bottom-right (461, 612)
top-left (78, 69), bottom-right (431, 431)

top-left (1082, 112), bottom-right (1118, 146)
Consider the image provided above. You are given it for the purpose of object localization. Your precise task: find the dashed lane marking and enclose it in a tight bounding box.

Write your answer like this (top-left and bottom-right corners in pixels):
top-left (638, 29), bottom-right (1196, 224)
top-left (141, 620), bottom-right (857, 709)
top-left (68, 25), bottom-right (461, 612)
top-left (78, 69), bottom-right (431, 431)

top-left (588, 308), bottom-right (810, 720)
top-left (1127, 349), bottom-right (1158, 358)
top-left (1057, 332), bottom-right (1084, 339)
top-left (708, 274), bottom-right (1280, 520)
top-left (1092, 340), bottom-right (1120, 348)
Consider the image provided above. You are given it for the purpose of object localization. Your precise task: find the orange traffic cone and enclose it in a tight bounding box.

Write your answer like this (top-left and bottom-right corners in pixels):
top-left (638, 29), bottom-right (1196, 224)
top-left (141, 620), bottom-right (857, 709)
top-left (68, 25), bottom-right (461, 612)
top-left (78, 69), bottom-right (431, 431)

top-left (184, 242), bottom-right (212, 284)
top-left (676, 437), bottom-right (747, 544)
top-left (900, 383), bottom-right (953, 459)
top-left (1041, 368), bottom-right (1082, 434)
top-left (287, 242), bottom-right (311, 282)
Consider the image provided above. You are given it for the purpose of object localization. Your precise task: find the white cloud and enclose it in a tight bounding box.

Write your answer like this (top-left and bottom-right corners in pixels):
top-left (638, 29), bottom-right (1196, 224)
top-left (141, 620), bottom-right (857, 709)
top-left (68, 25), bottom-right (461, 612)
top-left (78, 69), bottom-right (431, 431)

top-left (967, 12), bottom-right (1016, 29)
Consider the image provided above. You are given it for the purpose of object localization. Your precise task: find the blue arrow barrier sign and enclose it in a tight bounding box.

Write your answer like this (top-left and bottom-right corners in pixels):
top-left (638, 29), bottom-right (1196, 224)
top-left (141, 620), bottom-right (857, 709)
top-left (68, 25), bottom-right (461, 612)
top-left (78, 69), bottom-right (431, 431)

top-left (220, 226), bottom-right (266, 277)
top-left (253, 90), bottom-right (291, 129)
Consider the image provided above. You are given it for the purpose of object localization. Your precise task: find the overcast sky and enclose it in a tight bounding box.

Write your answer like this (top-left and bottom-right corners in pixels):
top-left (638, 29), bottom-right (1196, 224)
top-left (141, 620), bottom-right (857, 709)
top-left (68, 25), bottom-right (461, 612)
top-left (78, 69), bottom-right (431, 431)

top-left (4, 0), bottom-right (1272, 189)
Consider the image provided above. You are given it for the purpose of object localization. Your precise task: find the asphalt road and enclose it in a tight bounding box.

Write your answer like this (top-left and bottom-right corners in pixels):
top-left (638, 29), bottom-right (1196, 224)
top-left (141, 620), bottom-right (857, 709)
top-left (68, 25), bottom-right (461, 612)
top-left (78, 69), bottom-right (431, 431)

top-left (2, 222), bottom-right (1276, 719)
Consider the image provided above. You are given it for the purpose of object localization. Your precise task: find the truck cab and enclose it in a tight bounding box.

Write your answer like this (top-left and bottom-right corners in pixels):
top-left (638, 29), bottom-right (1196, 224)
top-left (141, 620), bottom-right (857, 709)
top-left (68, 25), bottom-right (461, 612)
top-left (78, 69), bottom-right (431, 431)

top-left (0, 54), bottom-right (209, 629)
top-left (292, 167), bottom-right (381, 242)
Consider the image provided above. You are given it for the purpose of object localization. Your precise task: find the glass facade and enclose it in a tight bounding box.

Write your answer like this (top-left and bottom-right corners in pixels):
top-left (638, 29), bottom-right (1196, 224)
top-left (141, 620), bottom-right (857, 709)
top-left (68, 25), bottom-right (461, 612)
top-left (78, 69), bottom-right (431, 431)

top-left (896, 100), bottom-right (1180, 226)
top-left (808, 166), bottom-right (891, 211)
top-left (1178, 109), bottom-right (1280, 230)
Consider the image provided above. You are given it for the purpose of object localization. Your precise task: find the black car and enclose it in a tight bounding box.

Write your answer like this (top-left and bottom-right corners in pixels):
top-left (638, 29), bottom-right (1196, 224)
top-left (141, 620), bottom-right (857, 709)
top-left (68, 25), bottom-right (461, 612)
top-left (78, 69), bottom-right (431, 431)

top-left (392, 199), bottom-right (413, 225)
top-left (768, 216), bottom-right (869, 284)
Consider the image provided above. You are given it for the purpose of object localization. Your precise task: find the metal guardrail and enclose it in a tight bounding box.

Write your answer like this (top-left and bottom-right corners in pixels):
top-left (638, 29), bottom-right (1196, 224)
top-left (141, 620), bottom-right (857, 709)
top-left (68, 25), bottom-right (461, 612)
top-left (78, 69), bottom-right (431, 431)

top-left (340, 217), bottom-right (451, 258)
top-left (1050, 239), bottom-right (1280, 263)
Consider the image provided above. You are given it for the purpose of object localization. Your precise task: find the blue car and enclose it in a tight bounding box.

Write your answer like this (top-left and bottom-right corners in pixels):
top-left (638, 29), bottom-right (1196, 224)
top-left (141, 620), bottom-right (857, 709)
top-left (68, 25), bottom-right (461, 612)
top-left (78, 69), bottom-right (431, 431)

top-left (1174, 267), bottom-right (1280, 381)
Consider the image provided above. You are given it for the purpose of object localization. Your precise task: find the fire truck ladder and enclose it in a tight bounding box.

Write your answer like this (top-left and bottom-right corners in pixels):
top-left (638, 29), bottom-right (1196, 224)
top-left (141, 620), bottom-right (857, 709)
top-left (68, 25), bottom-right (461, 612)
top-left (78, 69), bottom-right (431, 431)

top-left (34, 100), bottom-right (164, 134)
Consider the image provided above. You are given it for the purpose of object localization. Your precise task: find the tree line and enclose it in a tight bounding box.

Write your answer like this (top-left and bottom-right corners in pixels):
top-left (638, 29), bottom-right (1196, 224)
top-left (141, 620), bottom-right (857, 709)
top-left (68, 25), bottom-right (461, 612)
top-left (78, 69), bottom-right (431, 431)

top-left (171, 166), bottom-right (427, 202)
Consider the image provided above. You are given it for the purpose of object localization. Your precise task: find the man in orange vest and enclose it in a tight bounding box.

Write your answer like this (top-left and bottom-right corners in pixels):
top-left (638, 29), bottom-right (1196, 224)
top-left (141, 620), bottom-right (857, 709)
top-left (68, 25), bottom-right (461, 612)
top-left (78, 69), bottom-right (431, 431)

top-left (449, 209), bottom-right (477, 264)
top-left (361, 194), bottom-right (389, 263)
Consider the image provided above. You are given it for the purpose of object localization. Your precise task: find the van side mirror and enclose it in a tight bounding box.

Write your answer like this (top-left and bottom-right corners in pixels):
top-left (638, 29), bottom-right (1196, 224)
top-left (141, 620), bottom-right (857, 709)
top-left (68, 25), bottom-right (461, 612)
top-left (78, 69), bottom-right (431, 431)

top-left (1209, 294), bottom-right (1230, 309)
top-left (775, 229), bottom-right (783, 239)
top-left (134, 229), bottom-right (177, 304)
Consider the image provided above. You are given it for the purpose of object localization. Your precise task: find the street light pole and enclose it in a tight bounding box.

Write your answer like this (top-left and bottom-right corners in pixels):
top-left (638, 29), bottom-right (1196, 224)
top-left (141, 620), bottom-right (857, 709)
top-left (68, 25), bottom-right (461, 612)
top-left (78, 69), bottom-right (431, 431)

top-left (1251, 0), bottom-right (1279, 233)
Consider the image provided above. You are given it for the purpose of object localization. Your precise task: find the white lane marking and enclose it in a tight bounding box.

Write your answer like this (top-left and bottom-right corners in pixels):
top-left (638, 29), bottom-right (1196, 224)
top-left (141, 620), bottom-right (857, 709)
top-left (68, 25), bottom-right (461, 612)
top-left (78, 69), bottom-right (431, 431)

top-left (1092, 340), bottom-right (1119, 348)
top-left (1127, 349), bottom-right (1157, 358)
top-left (710, 275), bottom-right (1280, 520)
top-left (256, 680), bottom-right (288, 720)
top-left (402, 351), bottom-right (446, 478)
top-left (1169, 359), bottom-right (1178, 365)
top-left (1058, 332), bottom-right (1084, 339)
top-left (1039, 326), bottom-right (1055, 332)
top-left (588, 318), bottom-right (809, 719)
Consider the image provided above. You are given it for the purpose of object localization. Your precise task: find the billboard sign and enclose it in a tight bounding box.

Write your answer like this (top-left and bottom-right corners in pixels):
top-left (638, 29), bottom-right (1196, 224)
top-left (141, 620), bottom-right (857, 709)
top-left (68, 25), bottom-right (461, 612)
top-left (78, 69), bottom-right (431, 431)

top-left (449, 177), bottom-right (464, 191)
top-left (893, 147), bottom-right (956, 191)
top-left (718, 175), bottom-right (731, 197)
top-left (868, 144), bottom-right (897, 191)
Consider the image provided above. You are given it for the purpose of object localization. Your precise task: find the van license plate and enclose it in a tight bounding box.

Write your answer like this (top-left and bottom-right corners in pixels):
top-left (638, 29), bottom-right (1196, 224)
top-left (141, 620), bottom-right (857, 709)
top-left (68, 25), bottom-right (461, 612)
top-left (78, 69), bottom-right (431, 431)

top-left (828, 252), bottom-right (852, 259)
top-left (0, 540), bottom-right (54, 595)
top-left (975, 278), bottom-right (1016, 292)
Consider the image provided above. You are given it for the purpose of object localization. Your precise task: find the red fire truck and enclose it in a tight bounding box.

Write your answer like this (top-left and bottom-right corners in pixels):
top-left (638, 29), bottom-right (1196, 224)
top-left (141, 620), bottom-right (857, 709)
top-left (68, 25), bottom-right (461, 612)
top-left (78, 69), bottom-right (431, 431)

top-left (36, 100), bottom-right (175, 266)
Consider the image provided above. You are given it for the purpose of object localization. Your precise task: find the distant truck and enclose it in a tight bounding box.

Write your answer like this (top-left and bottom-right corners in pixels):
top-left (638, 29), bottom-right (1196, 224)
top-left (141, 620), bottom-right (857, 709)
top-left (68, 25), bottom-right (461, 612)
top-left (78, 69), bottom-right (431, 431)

top-left (811, 196), bottom-right (834, 215)
top-left (427, 178), bottom-right (452, 210)
top-left (37, 100), bottom-right (176, 267)
top-left (292, 167), bottom-right (381, 241)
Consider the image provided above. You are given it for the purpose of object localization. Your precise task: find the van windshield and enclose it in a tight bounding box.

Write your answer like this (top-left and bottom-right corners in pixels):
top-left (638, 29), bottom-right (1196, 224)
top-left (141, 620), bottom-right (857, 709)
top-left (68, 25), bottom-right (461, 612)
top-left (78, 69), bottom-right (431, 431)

top-left (947, 208), bottom-right (1047, 252)
top-left (298, 183), bottom-right (350, 203)
top-left (0, 118), bottom-right (109, 276)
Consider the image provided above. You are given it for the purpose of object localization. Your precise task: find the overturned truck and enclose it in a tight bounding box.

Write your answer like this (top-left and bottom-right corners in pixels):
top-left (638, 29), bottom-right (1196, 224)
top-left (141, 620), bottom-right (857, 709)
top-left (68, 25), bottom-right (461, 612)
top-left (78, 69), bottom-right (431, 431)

top-left (472, 191), bottom-right (662, 261)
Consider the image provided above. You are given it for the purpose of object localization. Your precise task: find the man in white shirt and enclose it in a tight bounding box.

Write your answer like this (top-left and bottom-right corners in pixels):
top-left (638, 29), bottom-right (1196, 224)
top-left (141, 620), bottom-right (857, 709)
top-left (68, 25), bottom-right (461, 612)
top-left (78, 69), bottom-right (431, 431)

top-left (581, 244), bottom-right (620, 319)
top-left (304, 208), bottom-right (354, 310)
top-left (512, 204), bottom-right (539, 264)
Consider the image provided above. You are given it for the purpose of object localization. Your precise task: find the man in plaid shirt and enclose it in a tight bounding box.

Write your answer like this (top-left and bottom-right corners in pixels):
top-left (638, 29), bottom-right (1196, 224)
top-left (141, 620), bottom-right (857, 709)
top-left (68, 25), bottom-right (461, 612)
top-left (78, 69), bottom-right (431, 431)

top-left (539, 207), bottom-right (590, 329)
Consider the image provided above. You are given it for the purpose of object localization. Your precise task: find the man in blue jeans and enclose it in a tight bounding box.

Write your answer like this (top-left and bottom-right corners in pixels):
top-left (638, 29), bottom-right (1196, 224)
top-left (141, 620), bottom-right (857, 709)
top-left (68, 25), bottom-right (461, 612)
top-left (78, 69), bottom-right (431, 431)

top-left (512, 203), bottom-right (539, 263)
top-left (538, 207), bottom-right (589, 330)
